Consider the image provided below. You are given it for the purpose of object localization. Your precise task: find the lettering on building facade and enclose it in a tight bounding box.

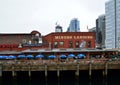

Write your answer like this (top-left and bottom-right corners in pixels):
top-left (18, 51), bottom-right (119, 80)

top-left (55, 36), bottom-right (93, 40)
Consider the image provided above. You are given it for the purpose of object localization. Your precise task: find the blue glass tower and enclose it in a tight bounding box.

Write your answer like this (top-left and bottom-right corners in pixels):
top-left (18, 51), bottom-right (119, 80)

top-left (67, 18), bottom-right (80, 32)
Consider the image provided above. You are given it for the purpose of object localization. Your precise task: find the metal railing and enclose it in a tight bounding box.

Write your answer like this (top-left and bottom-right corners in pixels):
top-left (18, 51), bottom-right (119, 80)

top-left (0, 58), bottom-right (120, 66)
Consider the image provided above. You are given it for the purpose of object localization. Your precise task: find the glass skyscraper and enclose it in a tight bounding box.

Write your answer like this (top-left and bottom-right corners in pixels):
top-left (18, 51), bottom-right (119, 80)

top-left (67, 18), bottom-right (80, 32)
top-left (96, 14), bottom-right (105, 48)
top-left (105, 0), bottom-right (120, 49)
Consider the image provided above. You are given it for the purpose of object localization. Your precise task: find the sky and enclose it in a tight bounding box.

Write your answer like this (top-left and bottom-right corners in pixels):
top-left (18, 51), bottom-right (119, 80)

top-left (0, 0), bottom-right (106, 35)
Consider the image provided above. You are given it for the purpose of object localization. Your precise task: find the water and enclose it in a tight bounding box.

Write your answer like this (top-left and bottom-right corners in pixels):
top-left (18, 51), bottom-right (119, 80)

top-left (0, 70), bottom-right (120, 85)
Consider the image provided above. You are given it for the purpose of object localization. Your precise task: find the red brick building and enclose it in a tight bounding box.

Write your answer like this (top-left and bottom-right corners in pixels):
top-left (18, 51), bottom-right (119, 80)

top-left (0, 31), bottom-right (95, 51)
top-left (44, 32), bottom-right (95, 49)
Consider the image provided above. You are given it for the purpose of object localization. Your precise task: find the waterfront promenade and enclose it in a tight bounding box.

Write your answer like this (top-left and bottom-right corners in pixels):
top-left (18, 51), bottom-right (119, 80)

top-left (0, 58), bottom-right (120, 77)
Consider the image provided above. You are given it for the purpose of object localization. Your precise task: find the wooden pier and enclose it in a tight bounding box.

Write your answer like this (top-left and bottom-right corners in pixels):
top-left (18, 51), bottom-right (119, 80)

top-left (0, 59), bottom-right (120, 77)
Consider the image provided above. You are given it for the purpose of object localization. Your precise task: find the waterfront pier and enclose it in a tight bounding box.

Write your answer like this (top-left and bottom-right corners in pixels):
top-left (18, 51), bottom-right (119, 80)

top-left (0, 48), bottom-right (119, 78)
top-left (0, 59), bottom-right (120, 78)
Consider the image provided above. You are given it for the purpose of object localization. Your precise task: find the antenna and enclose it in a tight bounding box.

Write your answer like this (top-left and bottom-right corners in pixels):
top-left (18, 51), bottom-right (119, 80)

top-left (55, 21), bottom-right (59, 26)
top-left (87, 25), bottom-right (89, 30)
top-left (55, 22), bottom-right (58, 26)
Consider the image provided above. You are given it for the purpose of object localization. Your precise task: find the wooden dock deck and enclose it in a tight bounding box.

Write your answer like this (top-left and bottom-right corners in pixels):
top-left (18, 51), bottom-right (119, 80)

top-left (0, 59), bottom-right (120, 77)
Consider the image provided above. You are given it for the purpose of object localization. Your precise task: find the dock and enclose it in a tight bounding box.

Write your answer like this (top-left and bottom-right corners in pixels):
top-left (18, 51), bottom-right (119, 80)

top-left (0, 59), bottom-right (120, 77)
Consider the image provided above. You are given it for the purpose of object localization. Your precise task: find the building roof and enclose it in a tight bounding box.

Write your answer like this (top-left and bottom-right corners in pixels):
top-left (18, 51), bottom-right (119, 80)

top-left (0, 34), bottom-right (32, 44)
top-left (0, 51), bottom-right (21, 54)
top-left (21, 48), bottom-right (117, 53)
top-left (44, 32), bottom-right (95, 37)
top-left (0, 30), bottom-right (41, 45)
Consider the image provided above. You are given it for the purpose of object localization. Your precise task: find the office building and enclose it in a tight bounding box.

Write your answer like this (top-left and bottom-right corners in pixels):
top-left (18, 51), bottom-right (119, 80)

top-left (67, 18), bottom-right (80, 32)
top-left (105, 0), bottom-right (120, 49)
top-left (96, 14), bottom-right (105, 48)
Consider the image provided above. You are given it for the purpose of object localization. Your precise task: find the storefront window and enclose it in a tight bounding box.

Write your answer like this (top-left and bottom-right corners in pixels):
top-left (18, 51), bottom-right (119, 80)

top-left (75, 41), bottom-right (79, 48)
top-left (22, 39), bottom-right (27, 44)
top-left (59, 42), bottom-right (64, 47)
top-left (54, 42), bottom-right (58, 48)
top-left (69, 41), bottom-right (73, 48)
top-left (88, 41), bottom-right (91, 48)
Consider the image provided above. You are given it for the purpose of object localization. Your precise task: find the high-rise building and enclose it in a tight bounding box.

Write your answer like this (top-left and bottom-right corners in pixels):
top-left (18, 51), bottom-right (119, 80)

top-left (96, 14), bottom-right (105, 48)
top-left (105, 0), bottom-right (120, 49)
top-left (67, 18), bottom-right (80, 32)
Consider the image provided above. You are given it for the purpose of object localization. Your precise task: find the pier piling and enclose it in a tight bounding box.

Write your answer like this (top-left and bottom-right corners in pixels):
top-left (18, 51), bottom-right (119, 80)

top-left (57, 64), bottom-right (60, 77)
top-left (28, 65), bottom-right (31, 77)
top-left (12, 66), bottom-right (16, 77)
top-left (45, 64), bottom-right (47, 77)
top-left (12, 71), bottom-right (16, 78)
top-left (0, 65), bottom-right (2, 77)
top-left (103, 70), bottom-right (105, 76)
top-left (75, 64), bottom-right (79, 77)
top-left (89, 63), bottom-right (92, 77)
top-left (105, 62), bottom-right (108, 76)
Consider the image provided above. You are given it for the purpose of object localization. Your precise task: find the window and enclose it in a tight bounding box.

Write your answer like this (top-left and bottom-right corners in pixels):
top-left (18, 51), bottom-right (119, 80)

top-left (59, 42), bottom-right (64, 47)
top-left (69, 41), bottom-right (73, 48)
top-left (88, 41), bottom-right (91, 48)
top-left (22, 39), bottom-right (27, 44)
top-left (75, 41), bottom-right (79, 48)
top-left (54, 42), bottom-right (58, 48)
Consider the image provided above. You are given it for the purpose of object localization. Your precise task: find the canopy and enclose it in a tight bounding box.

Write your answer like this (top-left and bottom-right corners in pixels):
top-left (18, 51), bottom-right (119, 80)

top-left (67, 54), bottom-right (75, 58)
top-left (77, 54), bottom-right (85, 59)
top-left (0, 55), bottom-right (7, 59)
top-left (59, 54), bottom-right (67, 59)
top-left (26, 55), bottom-right (34, 59)
top-left (8, 55), bottom-right (16, 59)
top-left (35, 54), bottom-right (44, 59)
top-left (17, 55), bottom-right (26, 59)
top-left (48, 55), bottom-right (56, 59)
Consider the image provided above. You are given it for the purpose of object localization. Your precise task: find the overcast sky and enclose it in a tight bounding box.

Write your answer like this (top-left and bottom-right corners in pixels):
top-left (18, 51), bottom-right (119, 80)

top-left (0, 0), bottom-right (106, 35)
